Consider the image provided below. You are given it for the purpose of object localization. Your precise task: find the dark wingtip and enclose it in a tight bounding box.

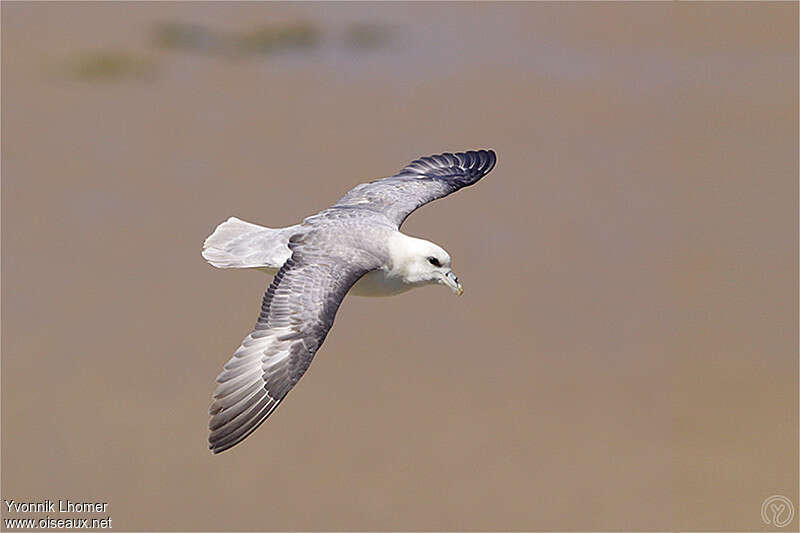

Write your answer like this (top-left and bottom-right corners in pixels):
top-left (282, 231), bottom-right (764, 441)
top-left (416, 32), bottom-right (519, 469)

top-left (209, 434), bottom-right (233, 454)
top-left (453, 149), bottom-right (497, 185)
top-left (470, 149), bottom-right (497, 176)
top-left (399, 149), bottom-right (498, 182)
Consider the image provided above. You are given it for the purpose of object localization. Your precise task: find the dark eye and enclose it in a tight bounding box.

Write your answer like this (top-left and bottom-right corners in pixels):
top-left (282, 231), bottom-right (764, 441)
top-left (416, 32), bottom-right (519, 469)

top-left (428, 257), bottom-right (441, 267)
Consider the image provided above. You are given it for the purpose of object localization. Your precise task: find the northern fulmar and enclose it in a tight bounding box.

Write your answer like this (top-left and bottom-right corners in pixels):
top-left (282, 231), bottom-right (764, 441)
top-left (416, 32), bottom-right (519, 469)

top-left (203, 149), bottom-right (497, 453)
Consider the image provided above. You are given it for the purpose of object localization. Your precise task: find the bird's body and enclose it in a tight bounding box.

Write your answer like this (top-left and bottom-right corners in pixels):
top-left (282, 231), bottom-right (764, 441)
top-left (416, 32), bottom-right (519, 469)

top-left (206, 220), bottom-right (448, 297)
top-left (203, 149), bottom-right (496, 453)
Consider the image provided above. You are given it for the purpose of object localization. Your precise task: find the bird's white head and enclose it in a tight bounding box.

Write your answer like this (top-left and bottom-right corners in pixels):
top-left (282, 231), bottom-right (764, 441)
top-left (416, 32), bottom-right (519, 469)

top-left (388, 234), bottom-right (463, 295)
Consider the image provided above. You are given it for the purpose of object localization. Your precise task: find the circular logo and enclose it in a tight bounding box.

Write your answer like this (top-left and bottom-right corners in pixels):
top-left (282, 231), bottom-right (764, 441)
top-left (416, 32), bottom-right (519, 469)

top-left (762, 495), bottom-right (795, 528)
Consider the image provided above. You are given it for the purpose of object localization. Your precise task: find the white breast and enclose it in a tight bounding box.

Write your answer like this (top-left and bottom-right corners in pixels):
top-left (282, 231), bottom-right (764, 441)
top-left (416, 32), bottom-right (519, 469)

top-left (349, 269), bottom-right (414, 297)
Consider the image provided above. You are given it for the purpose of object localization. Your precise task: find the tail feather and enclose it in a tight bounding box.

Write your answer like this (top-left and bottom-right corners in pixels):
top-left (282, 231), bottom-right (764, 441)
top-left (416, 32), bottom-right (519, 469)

top-left (202, 217), bottom-right (294, 270)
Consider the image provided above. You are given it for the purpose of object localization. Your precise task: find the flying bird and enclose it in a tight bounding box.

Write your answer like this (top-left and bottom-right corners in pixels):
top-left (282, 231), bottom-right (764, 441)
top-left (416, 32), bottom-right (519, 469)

top-left (203, 149), bottom-right (497, 453)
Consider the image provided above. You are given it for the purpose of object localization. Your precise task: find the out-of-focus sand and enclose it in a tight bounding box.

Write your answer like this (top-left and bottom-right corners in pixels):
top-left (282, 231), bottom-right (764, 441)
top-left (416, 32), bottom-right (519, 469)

top-left (2, 2), bottom-right (797, 530)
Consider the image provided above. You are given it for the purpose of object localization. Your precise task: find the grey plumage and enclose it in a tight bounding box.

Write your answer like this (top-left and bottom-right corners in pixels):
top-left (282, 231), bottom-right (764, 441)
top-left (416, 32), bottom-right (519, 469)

top-left (334, 149), bottom-right (496, 227)
top-left (207, 149), bottom-right (496, 453)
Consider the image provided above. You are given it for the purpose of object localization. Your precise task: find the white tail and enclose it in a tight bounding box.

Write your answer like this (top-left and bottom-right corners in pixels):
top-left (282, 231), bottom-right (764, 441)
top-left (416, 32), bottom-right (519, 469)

top-left (202, 217), bottom-right (296, 270)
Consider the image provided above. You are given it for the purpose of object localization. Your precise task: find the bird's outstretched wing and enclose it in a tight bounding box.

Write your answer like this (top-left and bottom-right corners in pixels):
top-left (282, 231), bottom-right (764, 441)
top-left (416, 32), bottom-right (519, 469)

top-left (208, 236), bottom-right (377, 453)
top-left (333, 149), bottom-right (497, 228)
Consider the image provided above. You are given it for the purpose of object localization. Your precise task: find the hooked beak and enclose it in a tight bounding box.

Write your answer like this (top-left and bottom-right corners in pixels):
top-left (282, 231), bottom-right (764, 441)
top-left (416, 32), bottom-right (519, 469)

top-left (443, 270), bottom-right (463, 296)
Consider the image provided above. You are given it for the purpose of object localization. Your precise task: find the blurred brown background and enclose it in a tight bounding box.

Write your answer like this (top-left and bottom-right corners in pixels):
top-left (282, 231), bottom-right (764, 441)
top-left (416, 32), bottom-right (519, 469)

top-left (2, 2), bottom-right (797, 531)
